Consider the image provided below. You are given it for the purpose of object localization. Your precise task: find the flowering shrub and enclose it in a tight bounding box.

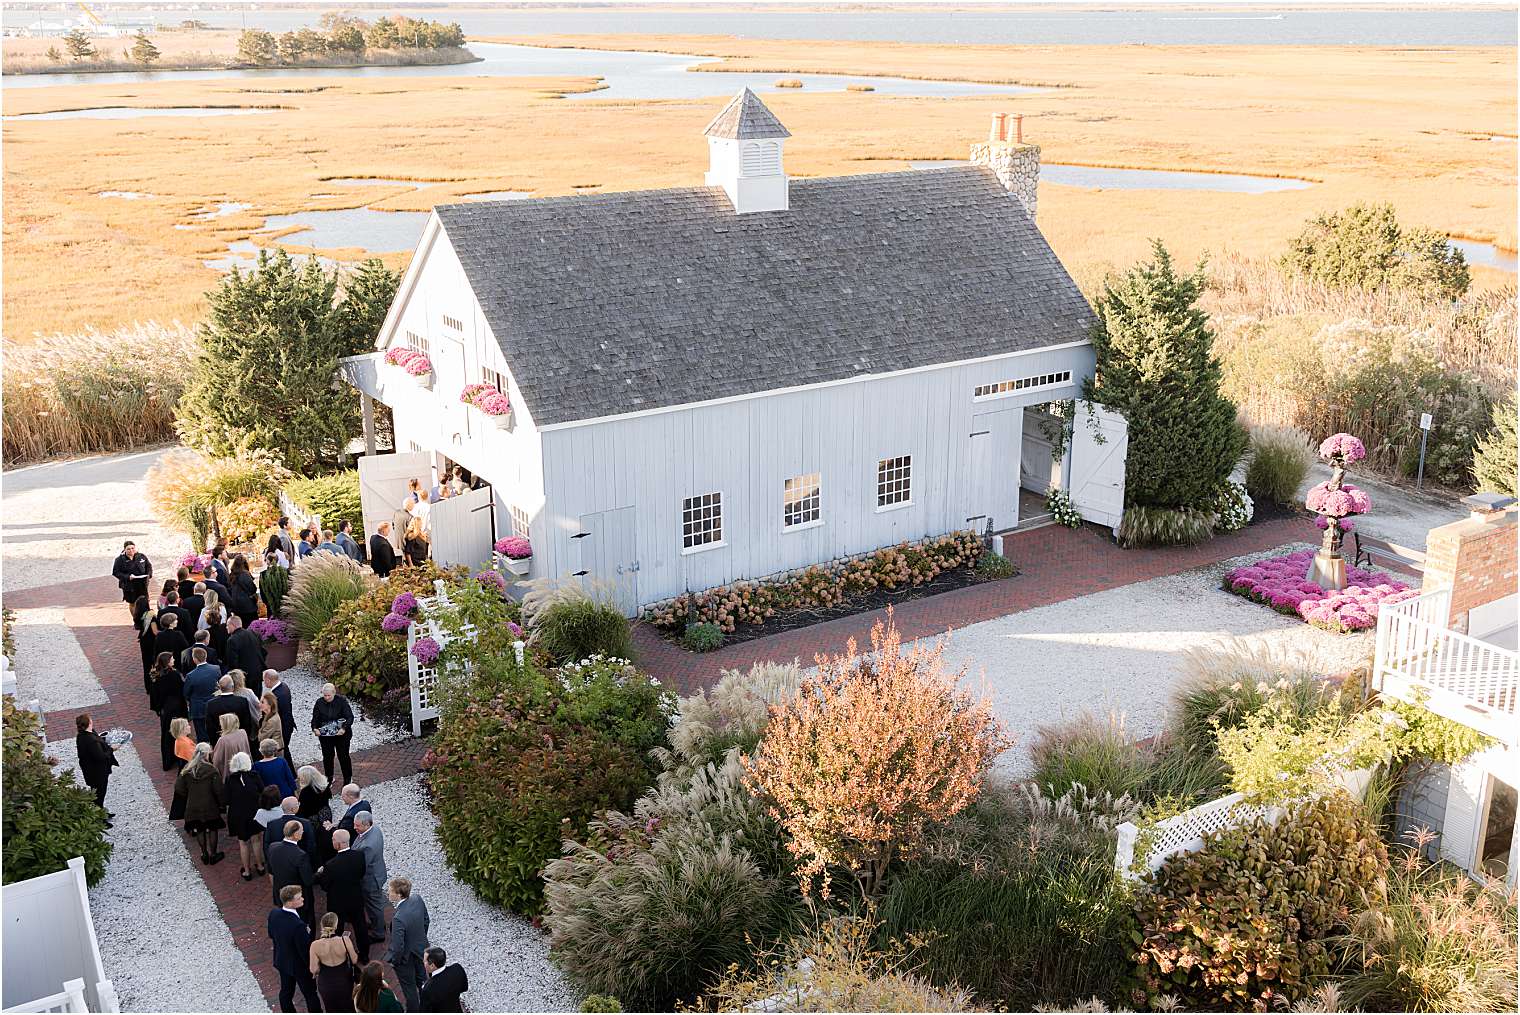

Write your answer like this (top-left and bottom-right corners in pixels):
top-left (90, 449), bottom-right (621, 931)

top-left (220, 495), bottom-right (279, 546)
top-left (1207, 479), bottom-right (1253, 532)
top-left (644, 532), bottom-right (982, 635)
top-left (1047, 488), bottom-right (1082, 528)
top-left (1319, 432), bottom-right (1367, 464)
top-left (380, 611), bottom-right (411, 634)
top-left (475, 569), bottom-right (506, 594)
top-left (384, 347), bottom-right (432, 376)
top-left (248, 617), bottom-right (293, 645)
top-left (1314, 516), bottom-right (1356, 531)
top-left (390, 592), bottom-right (418, 616)
top-left (495, 535), bottom-right (532, 559)
top-left (1215, 698), bottom-right (1404, 803)
top-left (1305, 481), bottom-right (1372, 517)
top-left (460, 382), bottom-right (511, 417)
top-left (1224, 549), bottom-right (1415, 632)
top-left (179, 551), bottom-right (212, 571)
top-left (411, 635), bottom-right (441, 665)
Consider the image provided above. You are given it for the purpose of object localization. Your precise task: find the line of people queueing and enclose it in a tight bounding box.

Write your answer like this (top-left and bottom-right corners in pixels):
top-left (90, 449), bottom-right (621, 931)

top-left (102, 540), bottom-right (468, 1013)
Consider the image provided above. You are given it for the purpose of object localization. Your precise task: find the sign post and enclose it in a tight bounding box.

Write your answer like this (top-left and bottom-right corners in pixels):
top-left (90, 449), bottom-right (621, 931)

top-left (1416, 412), bottom-right (1433, 489)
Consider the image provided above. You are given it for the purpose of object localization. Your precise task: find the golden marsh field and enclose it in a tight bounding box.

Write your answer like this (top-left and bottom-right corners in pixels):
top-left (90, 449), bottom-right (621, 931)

top-left (2, 34), bottom-right (1514, 339)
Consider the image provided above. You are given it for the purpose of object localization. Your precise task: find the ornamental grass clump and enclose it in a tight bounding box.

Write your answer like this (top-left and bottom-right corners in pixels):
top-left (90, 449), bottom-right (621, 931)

top-left (284, 549), bottom-right (375, 642)
top-left (523, 579), bottom-right (633, 665)
top-left (743, 620), bottom-right (1011, 899)
top-left (146, 447), bottom-right (291, 548)
top-left (1245, 424), bottom-right (1315, 506)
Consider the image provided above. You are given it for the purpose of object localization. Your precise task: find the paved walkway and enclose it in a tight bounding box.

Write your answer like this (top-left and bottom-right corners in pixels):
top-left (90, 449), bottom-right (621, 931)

top-left (10, 576), bottom-right (426, 1010)
top-left (633, 514), bottom-right (1332, 690)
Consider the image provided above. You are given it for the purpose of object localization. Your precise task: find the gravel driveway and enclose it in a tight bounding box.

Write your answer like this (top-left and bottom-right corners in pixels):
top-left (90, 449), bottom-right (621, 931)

top-left (936, 544), bottom-right (1385, 776)
top-left (9, 607), bottom-right (108, 712)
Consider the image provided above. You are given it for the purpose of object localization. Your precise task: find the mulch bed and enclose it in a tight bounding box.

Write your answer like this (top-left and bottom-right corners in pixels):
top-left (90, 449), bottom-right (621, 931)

top-left (1249, 498), bottom-right (1309, 527)
top-left (656, 560), bottom-right (1020, 651)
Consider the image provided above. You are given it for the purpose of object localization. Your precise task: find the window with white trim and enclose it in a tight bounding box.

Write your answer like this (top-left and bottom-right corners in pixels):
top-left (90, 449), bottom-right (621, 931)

top-left (782, 473), bottom-right (821, 529)
top-left (973, 369), bottom-right (1072, 399)
top-left (481, 366), bottom-right (508, 393)
top-left (876, 456), bottom-right (912, 508)
top-left (509, 504), bottom-right (530, 538)
top-left (681, 492), bottom-right (723, 550)
top-left (405, 330), bottom-right (430, 356)
top-left (441, 313), bottom-right (464, 332)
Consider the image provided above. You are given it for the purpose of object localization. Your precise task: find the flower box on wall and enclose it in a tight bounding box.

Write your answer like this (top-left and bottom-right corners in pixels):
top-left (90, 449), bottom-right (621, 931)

top-left (384, 348), bottom-right (433, 390)
top-left (460, 383), bottom-right (513, 431)
top-left (493, 536), bottom-right (532, 577)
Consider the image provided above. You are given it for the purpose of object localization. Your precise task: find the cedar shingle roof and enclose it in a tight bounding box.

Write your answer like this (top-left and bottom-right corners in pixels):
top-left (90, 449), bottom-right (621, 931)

top-left (433, 166), bottom-right (1094, 427)
top-left (702, 88), bottom-right (791, 140)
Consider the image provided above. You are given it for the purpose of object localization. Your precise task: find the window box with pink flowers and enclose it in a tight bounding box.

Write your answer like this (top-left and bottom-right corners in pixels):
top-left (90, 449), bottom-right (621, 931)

top-left (385, 347), bottom-right (434, 390)
top-left (460, 382), bottom-right (514, 430)
top-left (494, 535), bottom-right (532, 576)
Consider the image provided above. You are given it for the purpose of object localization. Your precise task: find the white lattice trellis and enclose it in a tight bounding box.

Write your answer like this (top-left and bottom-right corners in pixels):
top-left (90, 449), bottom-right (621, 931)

top-left (406, 580), bottom-right (477, 737)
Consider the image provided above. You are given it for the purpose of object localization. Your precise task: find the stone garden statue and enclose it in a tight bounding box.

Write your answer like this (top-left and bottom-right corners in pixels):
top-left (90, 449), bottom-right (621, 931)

top-left (1305, 433), bottom-right (1372, 590)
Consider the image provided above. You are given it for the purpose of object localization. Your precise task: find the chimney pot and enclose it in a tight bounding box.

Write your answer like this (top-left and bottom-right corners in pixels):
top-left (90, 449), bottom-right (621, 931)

top-left (1013, 114), bottom-right (1024, 143)
top-left (990, 113), bottom-right (1008, 143)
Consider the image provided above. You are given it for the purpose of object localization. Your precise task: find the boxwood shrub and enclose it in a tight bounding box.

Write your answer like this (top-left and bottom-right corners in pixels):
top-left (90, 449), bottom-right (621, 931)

top-left (3, 698), bottom-right (112, 886)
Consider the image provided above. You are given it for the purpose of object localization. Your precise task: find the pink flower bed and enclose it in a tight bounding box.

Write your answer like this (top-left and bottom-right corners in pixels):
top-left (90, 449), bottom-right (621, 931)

top-left (1223, 548), bottom-right (1417, 633)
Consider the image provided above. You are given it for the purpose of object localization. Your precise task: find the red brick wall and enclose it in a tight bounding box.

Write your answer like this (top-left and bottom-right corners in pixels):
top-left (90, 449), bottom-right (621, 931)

top-left (1421, 509), bottom-right (1518, 631)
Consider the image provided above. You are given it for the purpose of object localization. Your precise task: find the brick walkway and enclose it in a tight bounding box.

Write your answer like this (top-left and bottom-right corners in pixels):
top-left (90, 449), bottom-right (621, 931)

top-left (633, 515), bottom-right (1316, 692)
top-left (9, 575), bottom-right (426, 1011)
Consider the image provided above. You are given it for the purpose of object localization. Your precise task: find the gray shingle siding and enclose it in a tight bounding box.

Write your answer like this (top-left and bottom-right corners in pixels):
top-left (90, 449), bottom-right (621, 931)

top-left (434, 165), bottom-right (1094, 427)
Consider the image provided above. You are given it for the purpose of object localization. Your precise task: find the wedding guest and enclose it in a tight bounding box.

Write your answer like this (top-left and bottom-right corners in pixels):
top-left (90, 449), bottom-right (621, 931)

top-left (149, 651), bottom-right (186, 771)
top-left (112, 540), bottom-right (152, 611)
top-left (75, 713), bottom-right (118, 823)
top-left (225, 751), bottom-right (267, 881)
top-left (311, 683), bottom-right (355, 788)
top-left (175, 742), bottom-right (225, 865)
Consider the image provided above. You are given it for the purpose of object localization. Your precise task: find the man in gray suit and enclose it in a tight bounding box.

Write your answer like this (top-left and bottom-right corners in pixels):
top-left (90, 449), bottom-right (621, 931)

top-left (385, 877), bottom-right (430, 1013)
top-left (352, 811), bottom-right (389, 944)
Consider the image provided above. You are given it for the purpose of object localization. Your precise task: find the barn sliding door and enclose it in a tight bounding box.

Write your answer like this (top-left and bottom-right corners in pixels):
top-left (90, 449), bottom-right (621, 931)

top-left (357, 451), bottom-right (432, 548)
top-left (1067, 401), bottom-right (1128, 535)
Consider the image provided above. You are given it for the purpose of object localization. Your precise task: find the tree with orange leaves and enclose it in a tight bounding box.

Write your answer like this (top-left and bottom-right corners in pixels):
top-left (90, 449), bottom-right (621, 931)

top-left (742, 618), bottom-right (1011, 900)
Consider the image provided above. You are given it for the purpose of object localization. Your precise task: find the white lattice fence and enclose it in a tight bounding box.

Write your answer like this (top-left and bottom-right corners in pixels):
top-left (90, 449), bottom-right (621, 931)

top-left (406, 581), bottom-right (477, 737)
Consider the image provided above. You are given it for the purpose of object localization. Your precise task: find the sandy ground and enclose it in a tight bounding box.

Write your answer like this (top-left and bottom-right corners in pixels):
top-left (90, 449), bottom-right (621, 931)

top-left (938, 543), bottom-right (1393, 776)
top-left (48, 737), bottom-right (272, 1014)
top-left (2, 447), bottom-right (181, 595)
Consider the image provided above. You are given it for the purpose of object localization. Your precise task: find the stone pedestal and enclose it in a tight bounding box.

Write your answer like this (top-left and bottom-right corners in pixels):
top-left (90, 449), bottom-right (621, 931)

top-left (1307, 551), bottom-right (1346, 591)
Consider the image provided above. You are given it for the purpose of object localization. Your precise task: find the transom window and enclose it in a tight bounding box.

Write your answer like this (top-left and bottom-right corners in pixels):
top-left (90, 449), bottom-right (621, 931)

top-left (509, 504), bottom-right (530, 538)
top-left (681, 492), bottom-right (724, 550)
top-left (877, 456), bottom-right (912, 508)
top-left (782, 473), bottom-right (821, 529)
top-left (973, 369), bottom-right (1072, 399)
top-left (481, 366), bottom-right (508, 393)
top-left (405, 330), bottom-right (430, 356)
top-left (441, 314), bottom-right (464, 332)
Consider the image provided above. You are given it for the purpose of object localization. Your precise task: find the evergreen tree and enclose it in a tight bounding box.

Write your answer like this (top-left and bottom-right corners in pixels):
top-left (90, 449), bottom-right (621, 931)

top-left (62, 28), bottom-right (95, 61)
top-left (235, 29), bottom-right (277, 65)
top-left (129, 30), bottom-right (160, 68)
top-left (1472, 396), bottom-right (1518, 497)
top-left (1085, 241), bottom-right (1247, 510)
top-left (176, 251), bottom-right (398, 475)
top-left (1282, 202), bottom-right (1470, 301)
top-left (45, 45), bottom-right (62, 63)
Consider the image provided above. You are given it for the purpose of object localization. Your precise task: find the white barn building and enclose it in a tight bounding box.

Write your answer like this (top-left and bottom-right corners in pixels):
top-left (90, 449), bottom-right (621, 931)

top-left (343, 91), bottom-right (1128, 615)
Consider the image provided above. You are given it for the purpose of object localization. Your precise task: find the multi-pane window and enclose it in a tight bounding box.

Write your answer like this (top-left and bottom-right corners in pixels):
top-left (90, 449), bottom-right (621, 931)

top-left (510, 504), bottom-right (530, 538)
top-left (405, 330), bottom-right (430, 356)
top-left (482, 366), bottom-right (508, 393)
top-left (681, 492), bottom-right (723, 550)
top-left (782, 473), bottom-right (821, 529)
top-left (877, 456), bottom-right (912, 508)
top-left (973, 369), bottom-right (1072, 399)
top-left (441, 313), bottom-right (464, 332)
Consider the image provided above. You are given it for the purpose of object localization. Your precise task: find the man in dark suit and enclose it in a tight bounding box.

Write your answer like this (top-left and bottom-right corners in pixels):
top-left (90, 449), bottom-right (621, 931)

top-left (263, 669), bottom-right (297, 767)
top-left (178, 630), bottom-right (219, 675)
top-left (156, 590), bottom-right (194, 638)
top-left (182, 582), bottom-right (206, 626)
top-left (263, 797), bottom-right (316, 860)
top-left (369, 522), bottom-right (398, 578)
top-left (207, 546), bottom-right (232, 586)
top-left (268, 885), bottom-right (321, 1014)
top-left (420, 946), bottom-right (469, 1013)
top-left (267, 820), bottom-right (316, 931)
top-left (223, 615), bottom-right (266, 678)
top-left (201, 571), bottom-right (231, 605)
top-left (74, 713), bottom-right (118, 824)
top-left (334, 784), bottom-right (372, 837)
top-left (111, 540), bottom-right (152, 612)
top-left (182, 649), bottom-right (221, 743)
top-left (317, 828), bottom-right (370, 960)
top-left (386, 878), bottom-right (430, 1012)
top-left (204, 676), bottom-right (258, 745)
top-left (335, 520), bottom-right (365, 563)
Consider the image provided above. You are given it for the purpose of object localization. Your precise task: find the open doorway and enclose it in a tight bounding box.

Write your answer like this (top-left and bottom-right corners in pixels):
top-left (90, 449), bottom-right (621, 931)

top-left (1477, 775), bottom-right (1517, 884)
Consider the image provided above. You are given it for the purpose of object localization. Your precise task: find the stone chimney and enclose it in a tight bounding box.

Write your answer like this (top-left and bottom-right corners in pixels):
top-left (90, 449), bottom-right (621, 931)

top-left (970, 112), bottom-right (1041, 219)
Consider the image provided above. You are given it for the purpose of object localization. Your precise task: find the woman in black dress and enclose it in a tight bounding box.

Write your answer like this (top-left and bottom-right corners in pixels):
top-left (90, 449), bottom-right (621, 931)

top-left (148, 652), bottom-right (186, 771)
top-left (296, 765), bottom-right (334, 862)
top-left (311, 913), bottom-right (359, 1013)
top-left (152, 613), bottom-right (190, 674)
top-left (228, 555), bottom-right (260, 629)
top-left (132, 596), bottom-right (156, 692)
top-left (224, 752), bottom-right (266, 881)
top-left (402, 518), bottom-right (430, 566)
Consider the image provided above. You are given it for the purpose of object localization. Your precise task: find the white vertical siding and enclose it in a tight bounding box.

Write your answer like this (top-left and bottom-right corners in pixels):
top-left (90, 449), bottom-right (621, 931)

top-left (538, 343), bottom-right (1094, 605)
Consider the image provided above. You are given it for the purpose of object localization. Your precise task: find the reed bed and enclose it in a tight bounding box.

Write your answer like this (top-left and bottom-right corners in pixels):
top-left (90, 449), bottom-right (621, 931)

top-left (2, 322), bottom-right (196, 465)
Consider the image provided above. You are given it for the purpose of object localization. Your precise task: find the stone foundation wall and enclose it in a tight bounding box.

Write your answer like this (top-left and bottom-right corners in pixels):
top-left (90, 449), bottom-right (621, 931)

top-left (970, 140), bottom-right (1041, 219)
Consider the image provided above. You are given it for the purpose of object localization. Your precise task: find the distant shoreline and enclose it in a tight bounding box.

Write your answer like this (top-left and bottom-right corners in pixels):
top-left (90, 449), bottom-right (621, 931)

top-left (1, 48), bottom-right (481, 77)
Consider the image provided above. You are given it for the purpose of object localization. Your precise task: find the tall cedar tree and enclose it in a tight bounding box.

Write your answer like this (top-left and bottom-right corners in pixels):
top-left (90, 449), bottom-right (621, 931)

top-left (1084, 241), bottom-right (1246, 510)
top-left (176, 251), bottom-right (398, 475)
top-left (1472, 396), bottom-right (1518, 497)
top-left (129, 30), bottom-right (160, 67)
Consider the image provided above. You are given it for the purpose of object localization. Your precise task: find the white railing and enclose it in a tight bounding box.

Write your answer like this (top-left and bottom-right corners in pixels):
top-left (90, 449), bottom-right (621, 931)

top-left (1, 859), bottom-right (118, 1013)
top-left (1375, 588), bottom-right (1519, 747)
top-left (277, 489), bottom-right (322, 540)
top-left (405, 579), bottom-right (525, 736)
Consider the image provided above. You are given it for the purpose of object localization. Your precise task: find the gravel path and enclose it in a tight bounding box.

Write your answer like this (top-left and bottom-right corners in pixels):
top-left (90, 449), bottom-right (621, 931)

top-left (280, 662), bottom-right (407, 770)
top-left (364, 775), bottom-right (580, 1013)
top-left (9, 607), bottom-right (108, 712)
top-left (936, 543), bottom-right (1385, 776)
top-left (47, 737), bottom-right (271, 1014)
top-left (3, 448), bottom-right (183, 595)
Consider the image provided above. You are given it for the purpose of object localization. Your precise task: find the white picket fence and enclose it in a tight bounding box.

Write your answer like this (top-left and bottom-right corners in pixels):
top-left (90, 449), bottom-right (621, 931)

top-left (1115, 767), bottom-right (1373, 879)
top-left (1, 859), bottom-right (119, 1013)
top-left (277, 489), bottom-right (322, 538)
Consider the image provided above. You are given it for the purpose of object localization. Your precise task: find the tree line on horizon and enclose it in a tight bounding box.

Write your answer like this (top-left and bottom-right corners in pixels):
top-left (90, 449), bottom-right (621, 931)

top-left (235, 14), bottom-right (467, 67)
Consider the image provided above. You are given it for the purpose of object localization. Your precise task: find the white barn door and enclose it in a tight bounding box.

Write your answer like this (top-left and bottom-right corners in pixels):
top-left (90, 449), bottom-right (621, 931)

top-left (965, 408), bottom-right (1023, 532)
top-left (358, 451), bottom-right (431, 548)
top-left (1068, 401), bottom-right (1128, 535)
top-left (574, 506), bottom-right (640, 618)
top-left (430, 486), bottom-right (495, 570)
